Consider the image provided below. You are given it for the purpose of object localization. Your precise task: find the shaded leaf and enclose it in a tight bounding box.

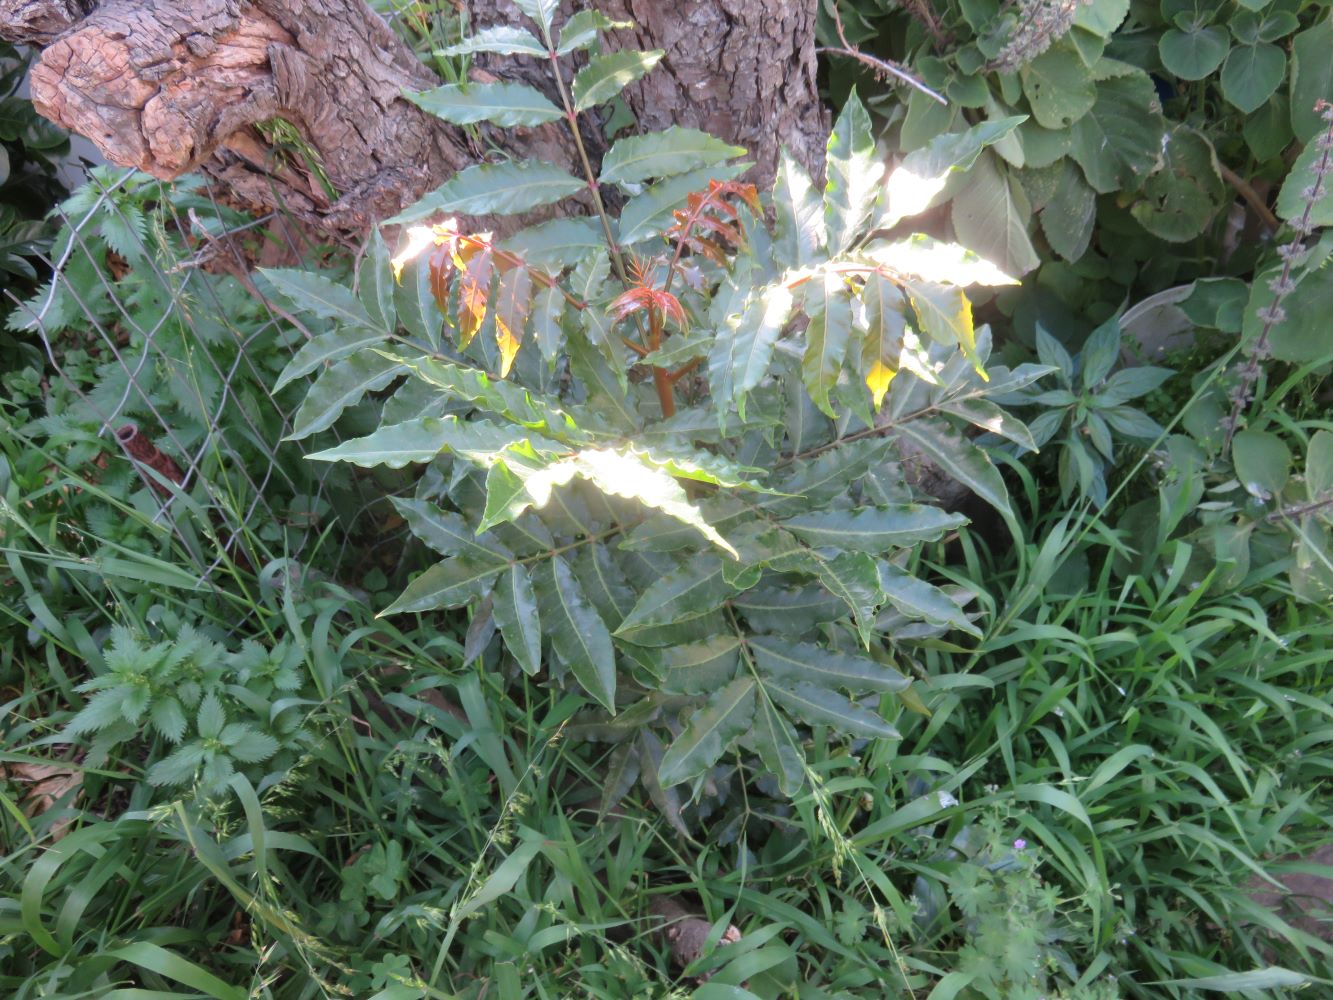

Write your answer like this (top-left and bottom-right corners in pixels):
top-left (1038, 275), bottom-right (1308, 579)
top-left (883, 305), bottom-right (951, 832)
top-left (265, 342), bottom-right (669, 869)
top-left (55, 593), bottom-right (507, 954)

top-left (658, 678), bottom-right (757, 786)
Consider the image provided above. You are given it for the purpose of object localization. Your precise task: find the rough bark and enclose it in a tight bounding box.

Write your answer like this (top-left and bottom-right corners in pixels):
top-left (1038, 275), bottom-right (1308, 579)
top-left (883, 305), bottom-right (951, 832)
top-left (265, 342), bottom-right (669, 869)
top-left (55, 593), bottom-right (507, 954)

top-left (2, 0), bottom-right (826, 236)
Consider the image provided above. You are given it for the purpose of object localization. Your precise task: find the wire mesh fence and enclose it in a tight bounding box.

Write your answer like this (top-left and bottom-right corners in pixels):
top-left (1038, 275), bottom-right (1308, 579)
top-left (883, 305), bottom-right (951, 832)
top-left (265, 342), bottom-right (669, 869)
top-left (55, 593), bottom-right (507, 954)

top-left (3, 165), bottom-right (379, 617)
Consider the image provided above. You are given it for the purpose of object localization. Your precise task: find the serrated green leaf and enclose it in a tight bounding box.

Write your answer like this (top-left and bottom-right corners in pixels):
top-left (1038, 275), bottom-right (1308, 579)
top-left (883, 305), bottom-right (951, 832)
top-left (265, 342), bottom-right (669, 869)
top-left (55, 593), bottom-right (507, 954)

top-left (512, 0), bottom-right (559, 31)
top-left (599, 127), bottom-right (745, 186)
top-left (879, 565), bottom-right (980, 636)
top-left (733, 585), bottom-right (843, 634)
top-left (783, 504), bottom-right (966, 552)
top-left (405, 82), bottom-right (563, 128)
top-left (1220, 43), bottom-right (1286, 114)
top-left (769, 681), bottom-right (899, 739)
top-left (658, 636), bottom-right (742, 694)
top-left (358, 228), bottom-right (395, 335)
top-left (710, 280), bottom-right (794, 413)
top-left (802, 271), bottom-right (852, 417)
top-left (896, 419), bottom-right (1013, 521)
top-left (395, 253), bottom-right (445, 350)
top-left (1039, 159), bottom-right (1096, 261)
top-left (906, 280), bottom-right (980, 371)
top-left (436, 25), bottom-right (546, 58)
top-left (391, 497), bottom-right (514, 562)
top-left (388, 161), bottom-right (585, 225)
top-left (499, 217), bottom-right (603, 271)
top-left (288, 351), bottom-right (406, 440)
top-left (1021, 43), bottom-right (1096, 130)
top-left (1158, 24), bottom-right (1230, 80)
top-left (864, 234), bottom-right (1018, 286)
top-left (262, 268), bottom-right (380, 331)
top-left (275, 326), bottom-right (388, 391)
top-left (750, 694), bottom-right (805, 794)
top-left (942, 397), bottom-right (1039, 451)
top-left (383, 556), bottom-right (504, 614)
top-left (824, 89), bottom-right (883, 253)
top-left (876, 116), bottom-right (1026, 230)
top-left (543, 556), bottom-right (617, 710)
top-left (557, 10), bottom-right (632, 55)
top-left (617, 554), bottom-right (737, 633)
top-left (573, 50), bottom-right (664, 111)
top-left (773, 148), bottom-right (826, 265)
top-left (808, 551), bottom-right (884, 645)
top-left (950, 150), bottom-right (1040, 277)
top-left (306, 415), bottom-right (530, 468)
top-left (749, 635), bottom-right (909, 693)
top-left (197, 693), bottom-right (225, 740)
top-left (658, 678), bottom-right (756, 786)
top-left (1069, 70), bottom-right (1165, 194)
top-left (398, 354), bottom-right (584, 439)
top-left (617, 162), bottom-right (749, 245)
top-left (493, 563), bottom-right (542, 675)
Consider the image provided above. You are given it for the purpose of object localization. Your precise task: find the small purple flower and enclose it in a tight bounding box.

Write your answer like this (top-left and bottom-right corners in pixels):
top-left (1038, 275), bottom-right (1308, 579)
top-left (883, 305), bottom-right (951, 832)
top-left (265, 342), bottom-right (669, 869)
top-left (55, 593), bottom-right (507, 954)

top-left (1013, 839), bottom-right (1027, 851)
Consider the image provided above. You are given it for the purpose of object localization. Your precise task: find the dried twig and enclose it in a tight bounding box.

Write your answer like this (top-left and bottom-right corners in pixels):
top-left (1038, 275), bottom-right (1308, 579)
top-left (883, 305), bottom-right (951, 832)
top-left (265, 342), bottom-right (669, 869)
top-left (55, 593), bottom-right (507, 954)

top-left (821, 1), bottom-right (947, 106)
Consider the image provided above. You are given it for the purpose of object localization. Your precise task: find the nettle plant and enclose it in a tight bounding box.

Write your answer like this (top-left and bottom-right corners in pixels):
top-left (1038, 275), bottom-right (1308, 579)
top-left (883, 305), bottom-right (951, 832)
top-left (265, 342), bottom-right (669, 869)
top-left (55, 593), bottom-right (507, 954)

top-left (267, 2), bottom-right (1047, 799)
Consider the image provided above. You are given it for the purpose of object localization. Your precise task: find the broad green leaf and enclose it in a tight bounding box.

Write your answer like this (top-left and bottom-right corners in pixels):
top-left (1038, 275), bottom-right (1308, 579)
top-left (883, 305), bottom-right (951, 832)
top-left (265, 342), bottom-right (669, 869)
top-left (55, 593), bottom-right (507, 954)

top-left (306, 415), bottom-right (530, 468)
top-left (616, 556), bottom-right (738, 636)
top-left (749, 636), bottom-right (909, 693)
top-left (1276, 139), bottom-right (1333, 227)
top-left (906, 280), bottom-right (980, 371)
top-left (359, 228), bottom-right (396, 333)
top-left (102, 942), bottom-right (245, 1000)
top-left (388, 161), bottom-right (584, 225)
top-left (557, 10), bottom-right (632, 55)
top-left (383, 556), bottom-right (504, 614)
top-left (499, 217), bottom-right (603, 271)
top-left (876, 116), bottom-right (1026, 230)
top-left (808, 551), bottom-right (884, 645)
top-left (599, 127), bottom-right (745, 186)
top-left (1291, 17), bottom-right (1333, 142)
top-left (436, 25), bottom-right (546, 57)
top-left (1220, 43), bottom-right (1286, 114)
top-left (1039, 159), bottom-right (1096, 261)
top-left (494, 563), bottom-right (542, 675)
top-left (864, 234), bottom-right (1017, 286)
top-left (543, 556), bottom-right (617, 710)
top-left (657, 635), bottom-right (742, 694)
top-left (1158, 24), bottom-right (1230, 80)
top-left (769, 682), bottom-right (899, 739)
top-left (617, 162), bottom-right (749, 245)
top-left (262, 268), bottom-right (379, 331)
top-left (824, 89), bottom-right (883, 253)
top-left (405, 82), bottom-right (563, 128)
top-left (801, 271), bottom-right (852, 417)
top-left (1307, 430), bottom-right (1333, 501)
top-left (1130, 127), bottom-right (1226, 242)
top-left (1075, 0), bottom-right (1130, 35)
top-left (773, 147), bottom-right (826, 265)
top-left (1161, 969), bottom-right (1311, 992)
top-left (784, 504), bottom-right (966, 552)
top-left (896, 419), bottom-right (1013, 520)
top-left (1244, 95), bottom-right (1292, 161)
top-left (950, 151), bottom-right (1039, 277)
top-left (1021, 43), bottom-right (1096, 130)
top-left (390, 497), bottom-right (514, 562)
top-left (733, 585), bottom-right (843, 634)
top-left (395, 253), bottom-right (444, 349)
top-left (1243, 264), bottom-right (1333, 362)
top-left (879, 565), bottom-right (980, 636)
top-left (275, 326), bottom-right (387, 391)
top-left (573, 50), bottom-right (664, 111)
top-left (710, 281), bottom-right (794, 414)
top-left (1069, 70), bottom-right (1165, 193)
top-left (399, 355), bottom-right (584, 439)
top-left (658, 677), bottom-right (756, 786)
top-left (455, 834), bottom-right (542, 920)
top-left (1232, 429), bottom-right (1291, 499)
top-left (750, 694), bottom-right (805, 794)
top-left (942, 397), bottom-right (1039, 451)
top-left (512, 0), bottom-right (559, 32)
top-left (289, 351), bottom-right (405, 440)
top-left (531, 282), bottom-right (567, 361)
top-left (198, 693), bottom-right (225, 740)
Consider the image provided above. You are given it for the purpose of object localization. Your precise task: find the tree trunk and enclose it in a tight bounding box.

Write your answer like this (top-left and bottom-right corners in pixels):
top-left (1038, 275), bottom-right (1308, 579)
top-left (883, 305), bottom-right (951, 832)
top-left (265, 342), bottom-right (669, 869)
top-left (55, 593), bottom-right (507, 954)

top-left (1, 0), bottom-right (827, 237)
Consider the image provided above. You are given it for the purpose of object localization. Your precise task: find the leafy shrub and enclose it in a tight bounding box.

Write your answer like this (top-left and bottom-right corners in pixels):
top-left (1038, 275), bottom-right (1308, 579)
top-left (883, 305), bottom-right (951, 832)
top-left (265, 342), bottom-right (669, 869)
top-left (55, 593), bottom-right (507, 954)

top-left (266, 1), bottom-right (1049, 807)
